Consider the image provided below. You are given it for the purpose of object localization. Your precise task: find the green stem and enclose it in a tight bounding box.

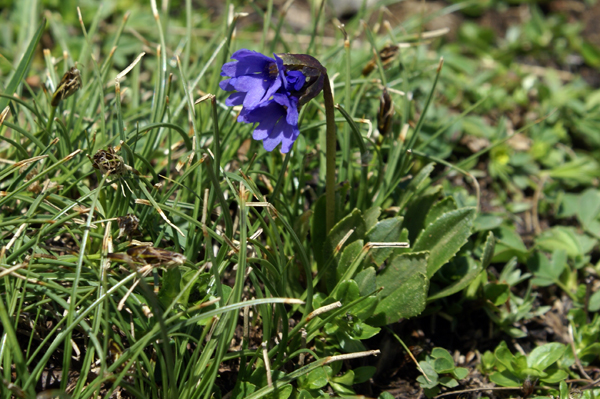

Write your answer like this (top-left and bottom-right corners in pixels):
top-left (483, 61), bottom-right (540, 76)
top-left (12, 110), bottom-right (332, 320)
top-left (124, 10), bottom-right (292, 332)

top-left (323, 74), bottom-right (336, 233)
top-left (42, 105), bottom-right (57, 146)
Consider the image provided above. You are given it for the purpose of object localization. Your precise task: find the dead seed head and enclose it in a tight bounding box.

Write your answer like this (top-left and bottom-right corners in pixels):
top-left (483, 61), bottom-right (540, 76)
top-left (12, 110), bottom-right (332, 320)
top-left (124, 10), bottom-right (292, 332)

top-left (90, 147), bottom-right (127, 176)
top-left (117, 214), bottom-right (141, 240)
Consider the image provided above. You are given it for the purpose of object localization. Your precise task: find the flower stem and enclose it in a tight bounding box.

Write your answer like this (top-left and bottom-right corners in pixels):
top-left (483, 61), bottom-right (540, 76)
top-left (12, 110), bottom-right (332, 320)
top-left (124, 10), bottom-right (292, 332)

top-left (323, 74), bottom-right (336, 233)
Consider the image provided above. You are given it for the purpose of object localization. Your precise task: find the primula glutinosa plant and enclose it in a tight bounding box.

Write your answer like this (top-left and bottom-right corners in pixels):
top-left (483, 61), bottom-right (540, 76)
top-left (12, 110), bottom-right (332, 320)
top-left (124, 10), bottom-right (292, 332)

top-left (220, 49), bottom-right (325, 153)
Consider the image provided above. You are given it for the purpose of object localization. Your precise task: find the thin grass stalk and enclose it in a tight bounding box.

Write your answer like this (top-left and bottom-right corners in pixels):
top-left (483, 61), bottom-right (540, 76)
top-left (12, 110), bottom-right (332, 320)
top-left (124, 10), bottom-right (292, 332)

top-left (60, 174), bottom-right (106, 390)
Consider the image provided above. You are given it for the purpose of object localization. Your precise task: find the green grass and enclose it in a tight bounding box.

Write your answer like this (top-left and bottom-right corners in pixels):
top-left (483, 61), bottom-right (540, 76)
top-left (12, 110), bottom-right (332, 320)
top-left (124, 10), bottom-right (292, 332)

top-left (1, 1), bottom-right (600, 399)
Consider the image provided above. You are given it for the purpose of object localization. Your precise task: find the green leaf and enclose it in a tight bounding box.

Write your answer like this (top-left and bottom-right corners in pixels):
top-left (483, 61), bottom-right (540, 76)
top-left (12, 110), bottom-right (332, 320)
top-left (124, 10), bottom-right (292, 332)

top-left (416, 360), bottom-right (439, 389)
top-left (589, 289), bottom-right (600, 312)
top-left (489, 370), bottom-right (521, 387)
top-left (540, 369), bottom-right (568, 384)
top-left (364, 206), bottom-right (381, 231)
top-left (403, 185), bottom-right (443, 244)
top-left (439, 376), bottom-right (458, 388)
top-left (527, 343), bottom-right (566, 371)
top-left (559, 380), bottom-right (569, 399)
top-left (425, 197), bottom-right (458, 227)
top-left (434, 357), bottom-right (455, 374)
top-left (231, 382), bottom-right (257, 399)
top-left (0, 20), bottom-right (46, 112)
top-left (453, 367), bottom-right (469, 380)
top-left (322, 209), bottom-right (367, 291)
top-left (413, 207), bottom-right (476, 278)
top-left (298, 367), bottom-right (328, 390)
top-left (397, 162), bottom-right (436, 210)
top-left (428, 256), bottom-right (482, 301)
top-left (366, 216), bottom-right (403, 266)
top-left (354, 267), bottom-right (377, 297)
top-left (577, 189), bottom-right (600, 230)
top-left (492, 226), bottom-right (528, 263)
top-left (158, 267), bottom-right (182, 305)
top-left (335, 240), bottom-right (364, 287)
top-left (484, 283), bottom-right (510, 306)
top-left (265, 384), bottom-right (293, 399)
top-left (494, 342), bottom-right (515, 373)
top-left (432, 347), bottom-right (454, 363)
top-left (369, 252), bottom-right (429, 325)
top-left (535, 227), bottom-right (584, 258)
top-left (481, 231), bottom-right (496, 269)
top-left (352, 366), bottom-right (376, 384)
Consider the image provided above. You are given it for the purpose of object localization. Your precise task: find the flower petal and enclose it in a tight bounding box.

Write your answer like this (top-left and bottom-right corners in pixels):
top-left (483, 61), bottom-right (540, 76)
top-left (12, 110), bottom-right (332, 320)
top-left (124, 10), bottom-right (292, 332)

top-left (262, 118), bottom-right (286, 152)
top-left (221, 50), bottom-right (275, 77)
top-left (273, 93), bottom-right (299, 126)
top-left (225, 91), bottom-right (245, 106)
top-left (219, 78), bottom-right (235, 91)
top-left (286, 71), bottom-right (306, 91)
top-left (280, 122), bottom-right (299, 153)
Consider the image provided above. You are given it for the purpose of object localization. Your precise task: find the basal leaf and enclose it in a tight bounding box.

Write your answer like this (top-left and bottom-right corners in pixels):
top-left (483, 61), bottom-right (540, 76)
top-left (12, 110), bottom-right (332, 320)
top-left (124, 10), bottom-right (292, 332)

top-left (366, 216), bottom-right (403, 266)
top-left (413, 207), bottom-right (476, 278)
top-left (369, 252), bottom-right (429, 326)
top-left (527, 343), bottom-right (566, 371)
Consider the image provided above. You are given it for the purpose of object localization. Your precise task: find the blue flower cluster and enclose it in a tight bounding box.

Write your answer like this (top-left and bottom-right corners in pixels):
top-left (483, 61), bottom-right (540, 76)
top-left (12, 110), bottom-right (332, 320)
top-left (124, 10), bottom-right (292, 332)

top-left (220, 50), bottom-right (307, 153)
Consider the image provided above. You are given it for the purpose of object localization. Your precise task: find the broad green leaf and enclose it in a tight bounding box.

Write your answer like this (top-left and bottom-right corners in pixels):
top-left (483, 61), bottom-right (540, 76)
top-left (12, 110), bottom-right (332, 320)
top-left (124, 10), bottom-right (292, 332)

top-left (439, 376), bottom-right (458, 388)
top-left (0, 20), bottom-right (46, 111)
top-left (434, 357), bottom-right (454, 374)
top-left (298, 367), bottom-right (328, 390)
top-left (484, 283), bottom-right (509, 306)
top-left (364, 206), bottom-right (381, 231)
top-left (416, 360), bottom-right (439, 389)
top-left (330, 369), bottom-right (354, 386)
top-left (335, 240), bottom-right (364, 287)
top-left (370, 253), bottom-right (429, 325)
top-left (265, 384), bottom-right (292, 399)
top-left (535, 227), bottom-right (584, 258)
top-left (489, 370), bottom-right (521, 387)
top-left (413, 207), bottom-right (476, 278)
top-left (403, 185), bottom-right (443, 244)
top-left (494, 342), bottom-right (515, 373)
top-left (322, 209), bottom-right (366, 291)
top-left (527, 343), bottom-right (566, 371)
top-left (231, 382), bottom-right (257, 399)
top-left (589, 290), bottom-right (600, 312)
top-left (577, 188), bottom-right (600, 229)
top-left (425, 197), bottom-right (458, 227)
top-left (428, 256), bottom-right (482, 301)
top-left (397, 162), bottom-right (436, 210)
top-left (158, 267), bottom-right (182, 305)
top-left (492, 226), bottom-right (528, 263)
top-left (377, 252), bottom-right (428, 297)
top-left (352, 366), bottom-right (376, 384)
top-left (366, 216), bottom-right (403, 266)
top-left (560, 381), bottom-right (570, 399)
top-left (540, 369), bottom-right (568, 384)
top-left (432, 347), bottom-right (454, 363)
top-left (453, 367), bottom-right (469, 380)
top-left (354, 267), bottom-right (376, 297)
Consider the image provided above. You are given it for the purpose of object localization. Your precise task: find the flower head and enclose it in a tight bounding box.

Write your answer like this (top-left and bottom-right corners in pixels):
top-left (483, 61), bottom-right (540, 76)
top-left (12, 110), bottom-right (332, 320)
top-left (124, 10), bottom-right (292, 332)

top-left (220, 49), bottom-right (325, 153)
top-left (219, 49), bottom-right (282, 110)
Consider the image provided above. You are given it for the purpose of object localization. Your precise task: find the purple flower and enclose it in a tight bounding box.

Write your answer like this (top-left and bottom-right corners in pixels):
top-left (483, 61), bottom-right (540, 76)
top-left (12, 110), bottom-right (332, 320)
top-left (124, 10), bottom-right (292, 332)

top-left (240, 93), bottom-right (300, 153)
top-left (219, 49), bottom-right (282, 109)
top-left (220, 49), bottom-right (324, 153)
